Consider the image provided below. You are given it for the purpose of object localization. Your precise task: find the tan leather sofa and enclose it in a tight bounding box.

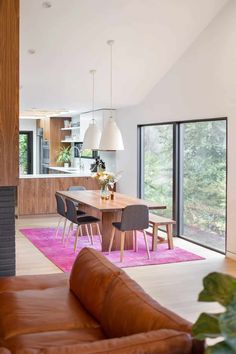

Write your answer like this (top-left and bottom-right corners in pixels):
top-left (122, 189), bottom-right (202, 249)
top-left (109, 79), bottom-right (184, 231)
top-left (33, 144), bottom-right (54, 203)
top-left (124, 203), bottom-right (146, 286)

top-left (0, 248), bottom-right (204, 354)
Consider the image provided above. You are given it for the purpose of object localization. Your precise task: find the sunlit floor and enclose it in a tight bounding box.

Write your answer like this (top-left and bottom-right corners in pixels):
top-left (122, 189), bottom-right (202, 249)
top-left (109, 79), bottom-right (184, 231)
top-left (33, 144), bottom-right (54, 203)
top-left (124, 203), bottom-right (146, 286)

top-left (16, 215), bottom-right (236, 323)
top-left (183, 225), bottom-right (225, 253)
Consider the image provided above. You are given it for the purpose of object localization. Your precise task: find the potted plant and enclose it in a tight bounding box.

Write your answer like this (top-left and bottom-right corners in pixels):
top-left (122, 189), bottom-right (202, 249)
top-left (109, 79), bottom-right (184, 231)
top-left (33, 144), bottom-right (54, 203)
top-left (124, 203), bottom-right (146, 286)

top-left (56, 146), bottom-right (71, 168)
top-left (192, 272), bottom-right (236, 353)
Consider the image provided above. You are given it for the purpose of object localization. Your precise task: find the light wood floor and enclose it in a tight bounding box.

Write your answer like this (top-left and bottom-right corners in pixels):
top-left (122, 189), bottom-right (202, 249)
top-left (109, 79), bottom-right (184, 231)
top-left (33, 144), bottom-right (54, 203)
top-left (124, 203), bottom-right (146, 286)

top-left (16, 215), bottom-right (236, 323)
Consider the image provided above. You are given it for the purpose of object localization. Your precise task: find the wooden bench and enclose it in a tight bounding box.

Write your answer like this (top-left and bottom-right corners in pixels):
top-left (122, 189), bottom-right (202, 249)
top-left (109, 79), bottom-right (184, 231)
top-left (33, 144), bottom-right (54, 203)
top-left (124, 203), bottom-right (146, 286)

top-left (149, 213), bottom-right (176, 252)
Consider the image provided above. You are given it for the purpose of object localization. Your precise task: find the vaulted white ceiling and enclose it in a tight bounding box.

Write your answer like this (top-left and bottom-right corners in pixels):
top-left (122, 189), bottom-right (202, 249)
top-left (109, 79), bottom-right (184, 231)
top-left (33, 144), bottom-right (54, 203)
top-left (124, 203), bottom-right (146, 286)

top-left (20, 0), bottom-right (228, 115)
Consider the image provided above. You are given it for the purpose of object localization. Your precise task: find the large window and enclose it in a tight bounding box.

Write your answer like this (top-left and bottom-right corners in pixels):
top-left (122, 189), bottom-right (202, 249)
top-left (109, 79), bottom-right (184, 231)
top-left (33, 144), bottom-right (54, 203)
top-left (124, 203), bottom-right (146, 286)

top-left (139, 118), bottom-right (227, 253)
top-left (140, 124), bottom-right (173, 218)
top-left (180, 120), bottom-right (226, 251)
top-left (74, 142), bottom-right (98, 159)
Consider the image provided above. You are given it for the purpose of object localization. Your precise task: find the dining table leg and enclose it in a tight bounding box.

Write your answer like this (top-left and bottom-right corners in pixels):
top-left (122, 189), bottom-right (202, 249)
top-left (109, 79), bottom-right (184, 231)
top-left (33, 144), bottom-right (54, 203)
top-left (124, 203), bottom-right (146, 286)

top-left (76, 203), bottom-right (137, 252)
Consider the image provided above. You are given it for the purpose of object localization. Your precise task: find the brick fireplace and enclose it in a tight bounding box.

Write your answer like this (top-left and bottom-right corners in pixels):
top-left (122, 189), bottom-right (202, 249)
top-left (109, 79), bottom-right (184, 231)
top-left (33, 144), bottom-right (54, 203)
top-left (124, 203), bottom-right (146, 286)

top-left (0, 187), bottom-right (16, 276)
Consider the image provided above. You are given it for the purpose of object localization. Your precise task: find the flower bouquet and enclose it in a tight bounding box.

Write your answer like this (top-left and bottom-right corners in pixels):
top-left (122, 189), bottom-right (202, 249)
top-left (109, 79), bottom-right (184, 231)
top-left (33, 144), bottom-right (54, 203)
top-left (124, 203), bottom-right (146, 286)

top-left (93, 171), bottom-right (122, 200)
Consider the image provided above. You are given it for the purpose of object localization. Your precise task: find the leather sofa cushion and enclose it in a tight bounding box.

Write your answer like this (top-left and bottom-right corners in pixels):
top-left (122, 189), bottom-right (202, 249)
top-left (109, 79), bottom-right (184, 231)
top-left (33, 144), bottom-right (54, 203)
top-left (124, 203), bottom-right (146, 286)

top-left (70, 247), bottom-right (121, 322)
top-left (0, 349), bottom-right (10, 354)
top-left (5, 328), bottom-right (106, 352)
top-left (14, 329), bottom-right (193, 354)
top-left (101, 273), bottom-right (192, 338)
top-left (0, 273), bottom-right (68, 293)
top-left (0, 287), bottom-right (99, 341)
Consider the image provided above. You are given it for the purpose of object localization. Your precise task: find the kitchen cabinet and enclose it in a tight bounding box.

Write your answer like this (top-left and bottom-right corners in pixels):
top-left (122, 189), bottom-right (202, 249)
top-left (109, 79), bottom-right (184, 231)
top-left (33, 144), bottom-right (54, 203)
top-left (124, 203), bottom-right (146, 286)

top-left (18, 176), bottom-right (99, 216)
top-left (37, 118), bottom-right (50, 141)
top-left (37, 117), bottom-right (72, 166)
top-left (50, 118), bottom-right (71, 166)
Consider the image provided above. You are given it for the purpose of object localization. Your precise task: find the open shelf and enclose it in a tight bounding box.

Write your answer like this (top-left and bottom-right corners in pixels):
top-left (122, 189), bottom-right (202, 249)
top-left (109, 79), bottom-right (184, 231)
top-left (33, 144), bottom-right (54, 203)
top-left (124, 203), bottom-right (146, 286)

top-left (61, 127), bottom-right (80, 131)
top-left (61, 140), bottom-right (82, 143)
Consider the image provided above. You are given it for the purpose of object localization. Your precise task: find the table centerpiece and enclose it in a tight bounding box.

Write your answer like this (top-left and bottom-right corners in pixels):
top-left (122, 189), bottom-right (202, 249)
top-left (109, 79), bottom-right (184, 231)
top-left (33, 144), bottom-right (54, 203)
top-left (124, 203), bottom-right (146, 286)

top-left (93, 171), bottom-right (122, 200)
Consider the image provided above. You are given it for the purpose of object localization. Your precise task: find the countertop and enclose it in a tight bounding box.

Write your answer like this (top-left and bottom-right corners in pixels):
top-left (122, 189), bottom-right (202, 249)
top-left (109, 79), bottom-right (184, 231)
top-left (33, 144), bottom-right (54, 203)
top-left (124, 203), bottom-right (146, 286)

top-left (20, 171), bottom-right (93, 179)
top-left (20, 166), bottom-right (94, 179)
top-left (48, 166), bottom-right (90, 174)
top-left (20, 174), bottom-right (92, 179)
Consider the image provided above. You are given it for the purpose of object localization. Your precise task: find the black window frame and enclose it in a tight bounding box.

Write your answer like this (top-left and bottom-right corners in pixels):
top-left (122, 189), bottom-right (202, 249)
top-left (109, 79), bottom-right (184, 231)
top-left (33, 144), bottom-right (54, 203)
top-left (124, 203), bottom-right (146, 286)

top-left (74, 142), bottom-right (99, 159)
top-left (138, 117), bottom-right (228, 254)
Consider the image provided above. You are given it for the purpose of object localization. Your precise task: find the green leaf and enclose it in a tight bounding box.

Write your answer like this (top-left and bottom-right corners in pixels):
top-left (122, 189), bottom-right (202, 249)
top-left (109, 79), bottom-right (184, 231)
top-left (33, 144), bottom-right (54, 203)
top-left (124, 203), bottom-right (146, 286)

top-left (219, 299), bottom-right (236, 350)
top-left (192, 313), bottom-right (221, 339)
top-left (56, 146), bottom-right (71, 163)
top-left (199, 272), bottom-right (236, 306)
top-left (205, 341), bottom-right (236, 354)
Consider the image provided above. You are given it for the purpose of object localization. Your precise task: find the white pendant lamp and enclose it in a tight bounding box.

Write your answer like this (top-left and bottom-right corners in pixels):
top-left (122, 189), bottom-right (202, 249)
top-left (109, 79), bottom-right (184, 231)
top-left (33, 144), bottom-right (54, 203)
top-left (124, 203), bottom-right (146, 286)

top-left (99, 40), bottom-right (124, 151)
top-left (83, 70), bottom-right (102, 150)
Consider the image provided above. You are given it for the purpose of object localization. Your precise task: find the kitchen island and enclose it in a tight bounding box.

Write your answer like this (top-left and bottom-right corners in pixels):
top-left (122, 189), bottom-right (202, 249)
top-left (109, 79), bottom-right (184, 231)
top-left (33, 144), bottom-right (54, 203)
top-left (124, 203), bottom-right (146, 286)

top-left (18, 172), bottom-right (99, 216)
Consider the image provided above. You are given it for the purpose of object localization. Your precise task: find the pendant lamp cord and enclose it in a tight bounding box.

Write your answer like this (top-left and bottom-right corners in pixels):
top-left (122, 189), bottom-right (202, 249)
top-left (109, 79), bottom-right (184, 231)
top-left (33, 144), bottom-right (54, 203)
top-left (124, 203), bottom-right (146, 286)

top-left (90, 69), bottom-right (96, 124)
top-left (107, 40), bottom-right (114, 117)
top-left (92, 71), bottom-right (95, 121)
top-left (110, 41), bottom-right (113, 115)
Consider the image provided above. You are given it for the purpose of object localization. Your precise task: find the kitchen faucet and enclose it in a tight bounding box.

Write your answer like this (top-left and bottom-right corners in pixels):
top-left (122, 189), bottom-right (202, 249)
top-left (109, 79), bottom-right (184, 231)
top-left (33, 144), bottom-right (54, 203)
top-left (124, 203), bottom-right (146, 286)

top-left (70, 145), bottom-right (84, 170)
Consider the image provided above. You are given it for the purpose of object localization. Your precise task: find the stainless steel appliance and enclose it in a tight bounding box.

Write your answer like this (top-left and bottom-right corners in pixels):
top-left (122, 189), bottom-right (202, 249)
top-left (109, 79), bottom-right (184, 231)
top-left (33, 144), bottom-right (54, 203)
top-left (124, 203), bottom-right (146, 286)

top-left (37, 128), bottom-right (50, 174)
top-left (42, 140), bottom-right (50, 174)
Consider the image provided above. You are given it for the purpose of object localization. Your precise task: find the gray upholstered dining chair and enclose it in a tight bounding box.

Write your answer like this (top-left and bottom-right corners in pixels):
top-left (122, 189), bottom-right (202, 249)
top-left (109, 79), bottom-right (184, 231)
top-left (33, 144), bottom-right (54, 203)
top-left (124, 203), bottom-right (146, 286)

top-left (65, 198), bottom-right (101, 251)
top-left (108, 204), bottom-right (150, 262)
top-left (54, 193), bottom-right (86, 242)
top-left (67, 185), bottom-right (87, 231)
top-left (67, 185), bottom-right (86, 191)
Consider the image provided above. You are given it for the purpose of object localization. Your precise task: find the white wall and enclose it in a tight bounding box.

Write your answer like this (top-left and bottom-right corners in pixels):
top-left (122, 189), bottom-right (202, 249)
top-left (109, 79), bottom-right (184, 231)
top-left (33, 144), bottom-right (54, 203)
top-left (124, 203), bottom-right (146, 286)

top-left (19, 119), bottom-right (37, 174)
top-left (116, 0), bottom-right (236, 257)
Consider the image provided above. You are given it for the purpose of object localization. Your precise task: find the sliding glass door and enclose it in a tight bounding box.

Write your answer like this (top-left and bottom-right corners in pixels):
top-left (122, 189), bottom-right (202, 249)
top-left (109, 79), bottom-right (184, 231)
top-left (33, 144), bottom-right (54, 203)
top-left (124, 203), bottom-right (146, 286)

top-left (139, 118), bottom-right (227, 253)
top-left (140, 124), bottom-right (173, 218)
top-left (179, 120), bottom-right (226, 252)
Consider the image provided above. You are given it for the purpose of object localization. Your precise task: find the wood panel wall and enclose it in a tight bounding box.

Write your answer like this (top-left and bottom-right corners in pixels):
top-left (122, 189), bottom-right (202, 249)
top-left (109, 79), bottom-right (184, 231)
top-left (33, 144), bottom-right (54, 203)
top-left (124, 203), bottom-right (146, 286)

top-left (0, 0), bottom-right (19, 186)
top-left (18, 177), bottom-right (99, 216)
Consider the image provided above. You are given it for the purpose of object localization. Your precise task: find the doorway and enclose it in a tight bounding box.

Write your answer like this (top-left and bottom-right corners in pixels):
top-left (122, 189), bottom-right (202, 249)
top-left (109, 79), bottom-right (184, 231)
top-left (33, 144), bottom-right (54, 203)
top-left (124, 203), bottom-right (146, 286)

top-left (19, 131), bottom-right (33, 175)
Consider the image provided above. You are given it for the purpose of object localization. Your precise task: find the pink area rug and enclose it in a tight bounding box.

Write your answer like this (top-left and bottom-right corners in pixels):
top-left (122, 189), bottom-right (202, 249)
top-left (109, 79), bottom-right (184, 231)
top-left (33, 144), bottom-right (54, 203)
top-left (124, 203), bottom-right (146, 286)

top-left (20, 228), bottom-right (204, 271)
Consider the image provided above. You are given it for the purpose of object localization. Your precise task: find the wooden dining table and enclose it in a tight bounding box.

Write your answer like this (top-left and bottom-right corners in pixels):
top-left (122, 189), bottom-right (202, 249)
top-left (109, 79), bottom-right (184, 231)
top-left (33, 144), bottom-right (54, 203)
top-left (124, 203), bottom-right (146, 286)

top-left (57, 190), bottom-right (166, 252)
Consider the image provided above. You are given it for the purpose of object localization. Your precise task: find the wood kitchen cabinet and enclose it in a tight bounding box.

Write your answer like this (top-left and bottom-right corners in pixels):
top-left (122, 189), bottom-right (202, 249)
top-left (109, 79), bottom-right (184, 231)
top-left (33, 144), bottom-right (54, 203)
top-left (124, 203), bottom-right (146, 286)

top-left (37, 117), bottom-right (71, 166)
top-left (49, 118), bottom-right (71, 166)
top-left (37, 118), bottom-right (50, 141)
top-left (18, 176), bottom-right (99, 216)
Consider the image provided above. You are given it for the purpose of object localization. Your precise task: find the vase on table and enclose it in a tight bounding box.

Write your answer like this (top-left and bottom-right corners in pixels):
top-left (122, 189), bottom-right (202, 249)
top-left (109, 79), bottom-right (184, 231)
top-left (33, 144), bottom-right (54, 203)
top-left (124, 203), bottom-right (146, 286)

top-left (100, 184), bottom-right (110, 200)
